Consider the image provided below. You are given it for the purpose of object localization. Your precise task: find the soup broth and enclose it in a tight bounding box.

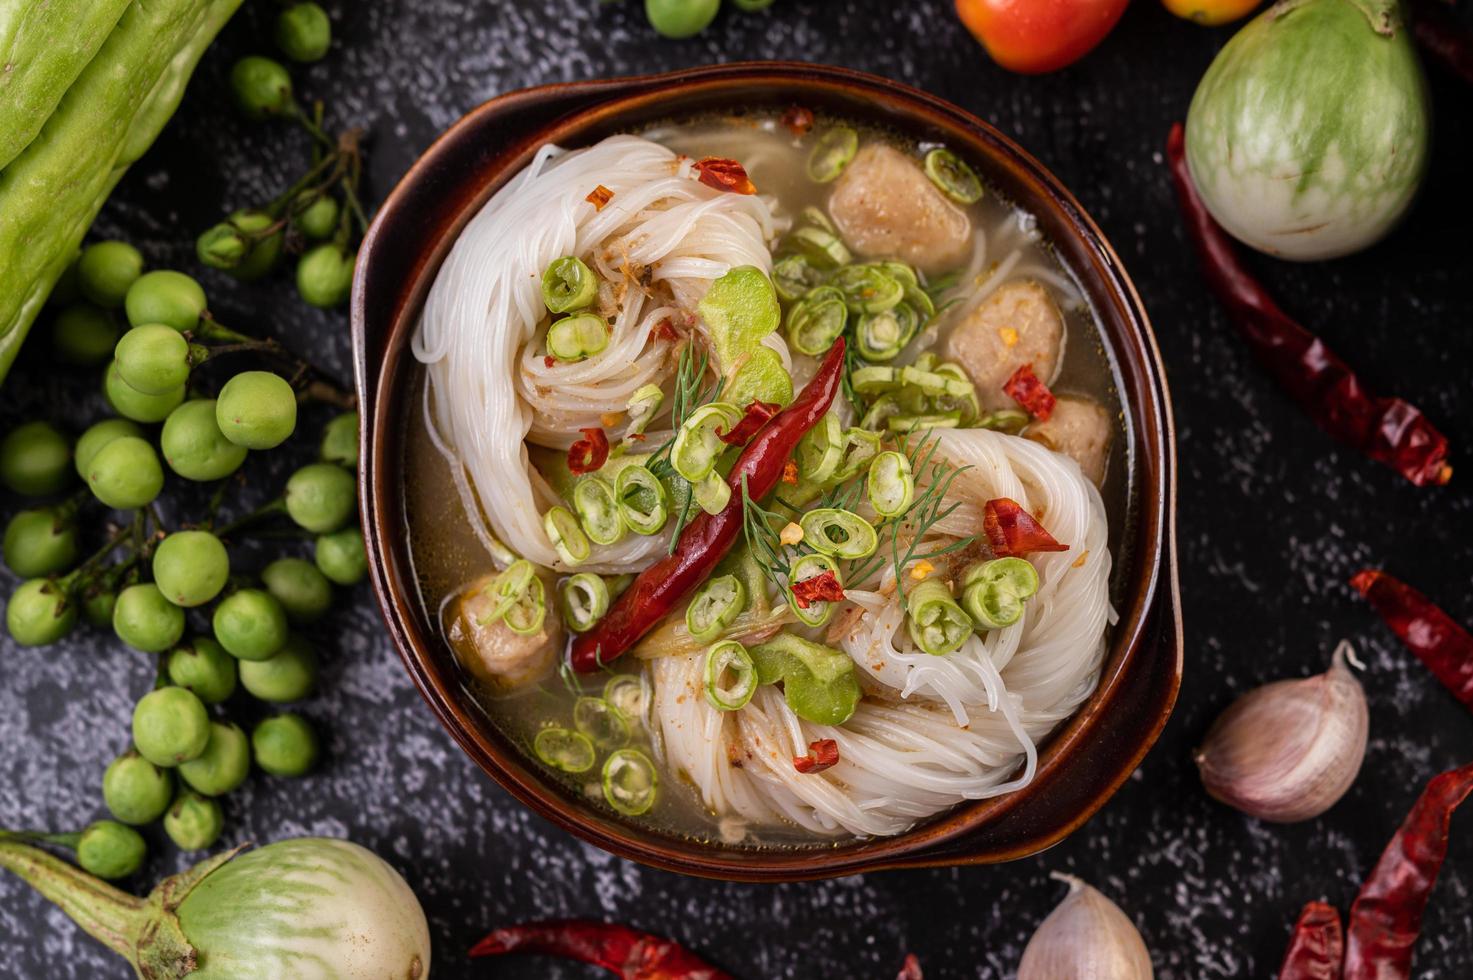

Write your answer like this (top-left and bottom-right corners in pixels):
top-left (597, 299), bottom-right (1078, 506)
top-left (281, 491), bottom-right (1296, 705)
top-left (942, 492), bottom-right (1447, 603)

top-left (403, 111), bottom-right (1127, 848)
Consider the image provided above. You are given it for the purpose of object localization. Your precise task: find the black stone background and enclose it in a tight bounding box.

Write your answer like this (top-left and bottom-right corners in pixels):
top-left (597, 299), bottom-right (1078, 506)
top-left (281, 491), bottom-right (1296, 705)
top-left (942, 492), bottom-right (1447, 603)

top-left (3, 1), bottom-right (1472, 976)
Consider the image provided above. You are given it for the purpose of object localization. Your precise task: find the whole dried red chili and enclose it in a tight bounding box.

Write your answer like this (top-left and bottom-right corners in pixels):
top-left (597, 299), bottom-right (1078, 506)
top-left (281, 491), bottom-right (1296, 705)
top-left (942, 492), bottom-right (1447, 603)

top-left (571, 339), bottom-right (847, 671)
top-left (471, 919), bottom-right (734, 980)
top-left (1277, 901), bottom-right (1343, 980)
top-left (1351, 569), bottom-right (1473, 712)
top-left (694, 158), bottom-right (757, 195)
top-left (717, 399), bottom-right (780, 446)
top-left (983, 498), bottom-right (1068, 558)
top-left (568, 427), bottom-right (610, 475)
top-left (791, 569), bottom-right (845, 609)
top-left (1166, 124), bottom-right (1452, 488)
top-left (793, 738), bottom-right (839, 774)
top-left (896, 954), bottom-right (924, 980)
top-left (1003, 363), bottom-right (1056, 421)
top-left (1343, 761), bottom-right (1473, 978)
top-left (1410, 0), bottom-right (1473, 86)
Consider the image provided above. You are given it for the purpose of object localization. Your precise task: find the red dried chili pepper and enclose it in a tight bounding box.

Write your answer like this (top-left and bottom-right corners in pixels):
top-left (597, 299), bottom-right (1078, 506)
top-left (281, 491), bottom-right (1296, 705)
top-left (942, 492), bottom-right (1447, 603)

top-left (1410, 0), bottom-right (1473, 86)
top-left (780, 105), bottom-right (815, 136)
top-left (896, 954), bottom-right (924, 980)
top-left (1343, 761), bottom-right (1473, 978)
top-left (793, 738), bottom-right (839, 774)
top-left (471, 919), bottom-right (733, 980)
top-left (1003, 363), bottom-right (1056, 421)
top-left (651, 318), bottom-right (680, 344)
top-left (694, 157), bottom-right (757, 195)
top-left (568, 427), bottom-right (610, 475)
top-left (1277, 901), bottom-right (1343, 980)
top-left (1351, 569), bottom-right (1473, 712)
top-left (1166, 124), bottom-right (1452, 488)
top-left (717, 399), bottom-right (780, 446)
top-left (983, 498), bottom-right (1068, 558)
top-left (791, 570), bottom-right (845, 609)
top-left (780, 459), bottom-right (799, 485)
top-left (586, 185), bottom-right (614, 210)
top-left (571, 339), bottom-right (847, 671)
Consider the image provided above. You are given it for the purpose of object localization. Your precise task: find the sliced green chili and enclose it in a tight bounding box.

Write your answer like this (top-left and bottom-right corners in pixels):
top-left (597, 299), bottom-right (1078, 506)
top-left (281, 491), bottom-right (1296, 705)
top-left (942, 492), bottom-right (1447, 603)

top-left (603, 673), bottom-right (650, 723)
top-left (703, 640), bottom-right (757, 711)
top-left (686, 573), bottom-right (747, 643)
top-left (624, 384), bottom-right (664, 437)
top-left (855, 303), bottom-right (918, 361)
top-left (478, 559), bottom-right (545, 635)
top-left (790, 225), bottom-right (852, 269)
top-left (544, 505), bottom-right (591, 565)
top-left (672, 402), bottom-right (741, 482)
top-left (832, 428), bottom-right (882, 482)
top-left (546, 312), bottom-right (609, 362)
top-left (924, 148), bottom-right (984, 205)
top-left (961, 557), bottom-right (1040, 630)
top-left (867, 451), bottom-right (915, 518)
top-left (787, 552), bottom-right (842, 628)
top-left (796, 412), bottom-right (844, 485)
top-left (786, 285), bottom-right (848, 356)
top-left (534, 727), bottom-right (595, 773)
top-left (800, 508), bottom-right (878, 559)
top-left (574, 696), bottom-right (630, 751)
top-left (602, 748), bottom-right (658, 816)
top-left (559, 572), bottom-right (610, 634)
top-left (542, 255), bottom-right (598, 313)
top-left (572, 477), bottom-right (625, 546)
top-left (693, 471), bottom-right (731, 515)
top-left (832, 264), bottom-right (904, 314)
top-left (615, 465), bottom-right (669, 535)
top-left (906, 579), bottom-right (972, 656)
top-left (807, 125), bottom-right (859, 183)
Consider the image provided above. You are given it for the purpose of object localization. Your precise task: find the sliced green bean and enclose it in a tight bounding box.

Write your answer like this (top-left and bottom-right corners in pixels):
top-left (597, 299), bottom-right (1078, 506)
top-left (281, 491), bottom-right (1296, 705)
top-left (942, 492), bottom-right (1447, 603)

top-left (544, 505), bottom-right (591, 565)
top-left (625, 384), bottom-right (664, 437)
top-left (787, 552), bottom-right (843, 628)
top-left (686, 573), bottom-right (747, 643)
top-left (807, 125), bottom-right (859, 183)
top-left (703, 640), bottom-right (757, 711)
top-left (559, 572), bottom-right (610, 633)
top-left (924, 148), bottom-right (984, 205)
top-left (832, 428), bottom-right (882, 482)
top-left (602, 748), bottom-right (658, 816)
top-left (574, 696), bottom-right (630, 751)
top-left (572, 477), bottom-right (625, 546)
top-left (693, 471), bottom-right (731, 515)
top-left (542, 256), bottom-right (598, 313)
top-left (796, 412), bottom-right (844, 484)
top-left (867, 451), bottom-right (915, 518)
top-left (961, 557), bottom-right (1040, 630)
top-left (905, 579), bottom-right (972, 656)
top-left (832, 265), bottom-right (904, 314)
top-left (546, 313), bottom-right (609, 362)
top-left (534, 727), bottom-right (595, 773)
top-left (672, 402), bottom-right (740, 482)
top-left (786, 285), bottom-right (848, 356)
top-left (477, 559), bottom-right (544, 636)
top-left (800, 508), bottom-right (878, 560)
top-left (615, 465), bottom-right (668, 535)
top-left (854, 303), bottom-right (918, 362)
top-left (790, 225), bottom-right (852, 269)
top-left (773, 253), bottom-right (822, 302)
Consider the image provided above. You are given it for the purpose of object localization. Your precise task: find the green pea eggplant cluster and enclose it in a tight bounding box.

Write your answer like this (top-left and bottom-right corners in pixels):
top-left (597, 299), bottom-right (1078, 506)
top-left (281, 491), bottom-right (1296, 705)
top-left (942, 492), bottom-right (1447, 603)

top-left (605, 0), bottom-right (777, 40)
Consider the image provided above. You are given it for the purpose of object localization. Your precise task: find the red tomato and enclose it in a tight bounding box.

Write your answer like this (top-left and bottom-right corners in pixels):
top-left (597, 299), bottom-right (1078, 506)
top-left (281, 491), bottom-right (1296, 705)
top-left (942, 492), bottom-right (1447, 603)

top-left (955, 0), bottom-right (1131, 74)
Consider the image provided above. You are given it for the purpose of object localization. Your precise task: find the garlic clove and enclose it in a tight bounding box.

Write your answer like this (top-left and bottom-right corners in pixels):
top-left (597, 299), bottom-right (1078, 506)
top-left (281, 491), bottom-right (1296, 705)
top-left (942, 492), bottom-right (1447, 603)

top-left (1017, 872), bottom-right (1154, 980)
top-left (1195, 640), bottom-right (1368, 823)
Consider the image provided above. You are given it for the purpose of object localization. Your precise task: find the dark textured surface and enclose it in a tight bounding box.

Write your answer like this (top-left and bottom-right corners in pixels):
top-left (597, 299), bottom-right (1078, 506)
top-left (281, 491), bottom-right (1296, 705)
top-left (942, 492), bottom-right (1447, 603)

top-left (3, 1), bottom-right (1473, 977)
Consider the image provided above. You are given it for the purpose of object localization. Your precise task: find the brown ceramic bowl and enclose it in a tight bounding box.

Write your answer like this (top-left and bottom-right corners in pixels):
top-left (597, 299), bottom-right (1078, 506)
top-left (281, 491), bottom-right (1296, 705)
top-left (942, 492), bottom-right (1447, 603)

top-left (352, 62), bottom-right (1182, 881)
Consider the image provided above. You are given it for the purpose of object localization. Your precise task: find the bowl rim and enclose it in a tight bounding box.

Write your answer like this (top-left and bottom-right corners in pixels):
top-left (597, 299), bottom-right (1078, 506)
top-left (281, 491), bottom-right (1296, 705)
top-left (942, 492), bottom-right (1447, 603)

top-left (353, 60), bottom-right (1181, 880)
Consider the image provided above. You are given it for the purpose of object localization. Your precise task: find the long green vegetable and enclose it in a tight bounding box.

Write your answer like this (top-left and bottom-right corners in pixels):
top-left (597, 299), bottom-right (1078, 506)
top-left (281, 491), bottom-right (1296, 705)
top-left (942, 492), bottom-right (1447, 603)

top-left (0, 835), bottom-right (432, 978)
top-left (0, 0), bottom-right (244, 384)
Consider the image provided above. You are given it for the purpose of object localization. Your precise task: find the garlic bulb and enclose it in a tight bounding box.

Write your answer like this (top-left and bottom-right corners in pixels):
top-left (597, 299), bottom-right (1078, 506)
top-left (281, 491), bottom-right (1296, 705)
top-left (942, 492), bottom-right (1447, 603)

top-left (1017, 873), bottom-right (1153, 980)
top-left (1195, 640), bottom-right (1368, 823)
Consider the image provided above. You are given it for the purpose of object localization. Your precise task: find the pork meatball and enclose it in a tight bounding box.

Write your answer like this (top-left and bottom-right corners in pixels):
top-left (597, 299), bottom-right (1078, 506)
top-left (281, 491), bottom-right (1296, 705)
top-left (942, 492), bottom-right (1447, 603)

top-left (1024, 395), bottom-right (1113, 488)
top-left (444, 572), bottom-right (562, 692)
top-left (828, 144), bottom-right (972, 275)
top-left (943, 279), bottom-right (1064, 411)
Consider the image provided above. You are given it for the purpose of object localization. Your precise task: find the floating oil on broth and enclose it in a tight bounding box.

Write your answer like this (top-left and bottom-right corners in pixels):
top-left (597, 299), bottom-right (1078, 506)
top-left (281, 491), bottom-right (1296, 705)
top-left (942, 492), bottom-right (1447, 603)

top-left (402, 111), bottom-right (1129, 848)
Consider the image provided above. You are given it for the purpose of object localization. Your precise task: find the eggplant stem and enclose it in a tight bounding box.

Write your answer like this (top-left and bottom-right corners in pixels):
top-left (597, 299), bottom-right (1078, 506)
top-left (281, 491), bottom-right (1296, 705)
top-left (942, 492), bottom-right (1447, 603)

top-left (0, 839), bottom-right (145, 962)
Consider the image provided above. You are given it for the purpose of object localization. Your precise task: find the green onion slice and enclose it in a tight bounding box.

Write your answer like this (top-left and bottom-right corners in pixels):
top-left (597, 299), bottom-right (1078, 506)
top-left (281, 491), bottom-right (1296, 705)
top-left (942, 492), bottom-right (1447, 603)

top-left (796, 412), bottom-right (844, 484)
top-left (867, 451), bottom-right (915, 518)
top-left (832, 428), bottom-right (882, 482)
top-left (790, 226), bottom-right (852, 269)
top-left (615, 465), bottom-right (669, 535)
top-left (534, 727), bottom-right (595, 773)
top-left (806, 125), bottom-right (859, 183)
top-left (799, 508), bottom-right (878, 560)
top-left (855, 304), bottom-right (919, 362)
top-left (544, 505), bottom-right (591, 565)
top-left (477, 559), bottom-right (534, 625)
top-left (905, 579), bottom-right (973, 656)
top-left (786, 285), bottom-right (848, 357)
top-left (603, 673), bottom-right (650, 724)
top-left (703, 640), bottom-right (757, 711)
top-left (542, 256), bottom-right (598, 314)
top-left (546, 313), bottom-right (610, 362)
top-left (924, 148), bottom-right (984, 205)
top-left (686, 573), bottom-right (747, 644)
top-left (602, 748), bottom-right (658, 816)
top-left (625, 384), bottom-right (664, 437)
top-left (672, 402), bottom-right (741, 483)
top-left (559, 572), bottom-right (610, 633)
top-left (574, 696), bottom-right (630, 751)
top-left (693, 471), bottom-right (732, 516)
top-left (787, 552), bottom-right (842, 628)
top-left (478, 559), bottom-right (546, 636)
top-left (831, 265), bottom-right (904, 314)
top-left (572, 477), bottom-right (625, 546)
top-left (960, 557), bottom-right (1041, 630)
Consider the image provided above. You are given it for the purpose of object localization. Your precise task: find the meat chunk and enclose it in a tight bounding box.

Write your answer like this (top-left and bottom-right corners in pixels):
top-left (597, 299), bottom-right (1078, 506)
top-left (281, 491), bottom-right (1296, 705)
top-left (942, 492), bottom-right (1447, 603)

top-left (444, 573), bottom-right (562, 693)
top-left (828, 144), bottom-right (972, 275)
top-left (943, 279), bottom-right (1064, 411)
top-left (1024, 395), bottom-right (1113, 488)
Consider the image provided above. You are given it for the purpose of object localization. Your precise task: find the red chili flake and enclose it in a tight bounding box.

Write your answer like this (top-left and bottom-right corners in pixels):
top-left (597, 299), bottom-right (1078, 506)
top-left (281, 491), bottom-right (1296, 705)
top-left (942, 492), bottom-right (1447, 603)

top-left (1351, 569), bottom-right (1473, 712)
top-left (781, 105), bottom-right (815, 136)
top-left (1276, 901), bottom-right (1342, 980)
top-left (781, 459), bottom-right (799, 485)
top-left (651, 318), bottom-right (680, 344)
top-left (896, 954), bottom-right (924, 980)
top-left (1167, 123), bottom-right (1452, 488)
top-left (983, 498), bottom-right (1068, 558)
top-left (567, 427), bottom-right (610, 475)
top-left (793, 738), bottom-right (839, 774)
top-left (585, 184), bottom-right (614, 210)
top-left (1344, 761), bottom-right (1473, 977)
top-left (543, 355), bottom-right (557, 368)
top-left (791, 570), bottom-right (845, 609)
top-left (717, 399), bottom-right (780, 446)
top-left (471, 919), bottom-right (734, 979)
top-left (694, 157), bottom-right (756, 195)
top-left (1003, 363), bottom-right (1056, 421)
